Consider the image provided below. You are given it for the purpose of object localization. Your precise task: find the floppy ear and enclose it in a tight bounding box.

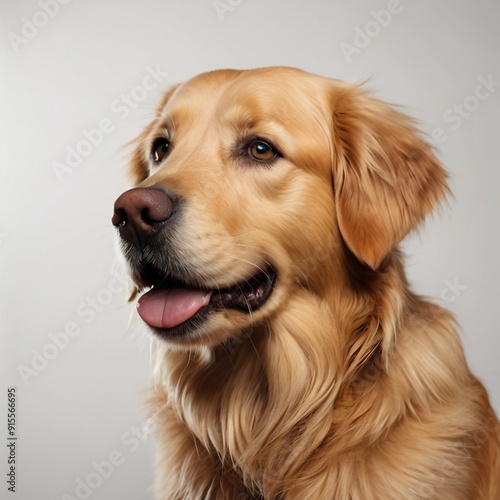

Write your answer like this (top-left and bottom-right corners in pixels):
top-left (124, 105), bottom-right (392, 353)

top-left (331, 85), bottom-right (449, 269)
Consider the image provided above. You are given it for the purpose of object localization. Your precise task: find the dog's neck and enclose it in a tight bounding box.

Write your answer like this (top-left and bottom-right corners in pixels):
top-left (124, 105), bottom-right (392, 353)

top-left (218, 326), bottom-right (258, 357)
top-left (151, 249), bottom-right (451, 494)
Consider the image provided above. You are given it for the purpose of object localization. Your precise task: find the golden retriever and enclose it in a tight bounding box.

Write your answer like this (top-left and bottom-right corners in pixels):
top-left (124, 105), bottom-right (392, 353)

top-left (112, 67), bottom-right (500, 499)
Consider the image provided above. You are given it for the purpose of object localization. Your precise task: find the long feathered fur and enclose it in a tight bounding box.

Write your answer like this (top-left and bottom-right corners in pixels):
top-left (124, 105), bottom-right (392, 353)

top-left (120, 67), bottom-right (500, 499)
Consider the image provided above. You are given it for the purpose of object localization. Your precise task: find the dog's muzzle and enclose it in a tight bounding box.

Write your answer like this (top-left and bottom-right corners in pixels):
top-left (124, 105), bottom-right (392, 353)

top-left (112, 187), bottom-right (276, 337)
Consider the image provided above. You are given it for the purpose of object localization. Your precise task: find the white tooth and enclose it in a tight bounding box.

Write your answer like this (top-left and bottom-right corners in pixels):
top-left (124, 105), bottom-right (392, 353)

top-left (203, 291), bottom-right (213, 305)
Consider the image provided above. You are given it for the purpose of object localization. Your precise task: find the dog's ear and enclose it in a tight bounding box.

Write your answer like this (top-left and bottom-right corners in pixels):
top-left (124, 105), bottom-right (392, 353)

top-left (330, 85), bottom-right (449, 269)
top-left (128, 84), bottom-right (180, 186)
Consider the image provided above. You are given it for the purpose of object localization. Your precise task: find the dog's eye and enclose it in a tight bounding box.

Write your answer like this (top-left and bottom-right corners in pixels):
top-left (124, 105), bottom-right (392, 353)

top-left (248, 140), bottom-right (278, 162)
top-left (152, 138), bottom-right (170, 164)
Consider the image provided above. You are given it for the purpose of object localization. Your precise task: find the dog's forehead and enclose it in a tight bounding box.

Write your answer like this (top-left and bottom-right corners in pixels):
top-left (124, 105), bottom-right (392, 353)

top-left (161, 67), bottom-right (331, 129)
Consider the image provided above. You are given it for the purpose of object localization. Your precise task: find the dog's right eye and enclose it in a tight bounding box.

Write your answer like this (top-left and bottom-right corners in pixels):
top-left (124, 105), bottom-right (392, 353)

top-left (152, 138), bottom-right (170, 164)
top-left (246, 139), bottom-right (281, 163)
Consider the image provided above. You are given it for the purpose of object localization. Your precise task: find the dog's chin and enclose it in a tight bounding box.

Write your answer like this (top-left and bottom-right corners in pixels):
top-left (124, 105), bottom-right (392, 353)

top-left (131, 260), bottom-right (277, 345)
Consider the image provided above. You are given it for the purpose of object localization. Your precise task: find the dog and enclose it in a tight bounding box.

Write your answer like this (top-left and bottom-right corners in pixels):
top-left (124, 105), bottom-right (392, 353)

top-left (112, 67), bottom-right (500, 499)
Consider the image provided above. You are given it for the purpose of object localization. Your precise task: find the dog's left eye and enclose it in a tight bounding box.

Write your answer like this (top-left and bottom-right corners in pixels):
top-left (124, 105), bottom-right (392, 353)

top-left (152, 138), bottom-right (170, 164)
top-left (248, 140), bottom-right (279, 162)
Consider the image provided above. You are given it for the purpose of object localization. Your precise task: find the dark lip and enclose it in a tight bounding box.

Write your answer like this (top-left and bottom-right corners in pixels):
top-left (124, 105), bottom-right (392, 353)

top-left (133, 260), bottom-right (277, 338)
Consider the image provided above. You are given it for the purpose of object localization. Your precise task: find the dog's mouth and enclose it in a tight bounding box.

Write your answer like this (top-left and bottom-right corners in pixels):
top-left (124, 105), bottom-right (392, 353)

top-left (134, 261), bottom-right (276, 336)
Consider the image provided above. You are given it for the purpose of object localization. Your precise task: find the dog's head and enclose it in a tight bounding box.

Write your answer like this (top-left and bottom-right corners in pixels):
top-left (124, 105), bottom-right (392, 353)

top-left (113, 67), bottom-right (447, 348)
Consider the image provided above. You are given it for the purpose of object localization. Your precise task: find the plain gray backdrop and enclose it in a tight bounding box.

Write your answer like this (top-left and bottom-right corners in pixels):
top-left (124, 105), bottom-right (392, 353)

top-left (1, 1), bottom-right (499, 498)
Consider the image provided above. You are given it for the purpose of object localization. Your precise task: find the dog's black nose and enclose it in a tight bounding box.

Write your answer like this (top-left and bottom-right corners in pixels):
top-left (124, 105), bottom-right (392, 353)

top-left (112, 187), bottom-right (174, 245)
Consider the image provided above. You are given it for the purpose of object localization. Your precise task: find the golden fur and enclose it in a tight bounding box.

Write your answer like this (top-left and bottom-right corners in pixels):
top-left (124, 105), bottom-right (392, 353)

top-left (123, 67), bottom-right (500, 499)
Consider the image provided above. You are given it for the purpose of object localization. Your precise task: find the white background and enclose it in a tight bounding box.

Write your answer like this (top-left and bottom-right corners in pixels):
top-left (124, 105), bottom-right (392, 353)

top-left (1, 1), bottom-right (499, 499)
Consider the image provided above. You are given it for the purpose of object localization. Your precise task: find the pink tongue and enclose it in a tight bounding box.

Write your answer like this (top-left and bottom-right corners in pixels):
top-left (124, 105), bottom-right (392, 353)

top-left (137, 288), bottom-right (212, 329)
